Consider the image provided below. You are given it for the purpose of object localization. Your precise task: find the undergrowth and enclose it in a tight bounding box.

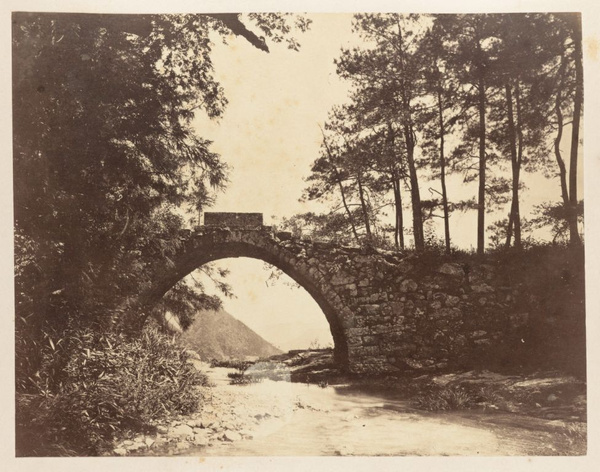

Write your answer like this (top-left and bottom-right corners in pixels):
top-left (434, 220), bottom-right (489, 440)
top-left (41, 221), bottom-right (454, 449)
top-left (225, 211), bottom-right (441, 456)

top-left (16, 326), bottom-right (207, 456)
top-left (558, 422), bottom-right (587, 455)
top-left (413, 384), bottom-right (504, 412)
top-left (414, 386), bottom-right (475, 411)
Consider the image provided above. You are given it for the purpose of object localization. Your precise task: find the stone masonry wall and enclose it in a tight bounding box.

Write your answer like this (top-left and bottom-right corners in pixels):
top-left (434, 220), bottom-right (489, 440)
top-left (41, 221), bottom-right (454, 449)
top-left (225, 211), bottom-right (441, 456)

top-left (154, 222), bottom-right (584, 375)
top-left (271, 233), bottom-right (578, 374)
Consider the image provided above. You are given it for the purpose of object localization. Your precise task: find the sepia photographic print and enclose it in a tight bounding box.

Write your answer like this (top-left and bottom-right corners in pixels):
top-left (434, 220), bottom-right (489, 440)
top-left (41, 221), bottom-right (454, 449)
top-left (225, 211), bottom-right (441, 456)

top-left (6, 0), bottom-right (600, 470)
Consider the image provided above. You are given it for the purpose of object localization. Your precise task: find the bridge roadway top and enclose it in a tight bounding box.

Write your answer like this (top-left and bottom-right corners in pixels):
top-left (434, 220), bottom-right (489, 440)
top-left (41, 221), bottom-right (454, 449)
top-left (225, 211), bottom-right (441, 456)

top-left (203, 212), bottom-right (264, 228)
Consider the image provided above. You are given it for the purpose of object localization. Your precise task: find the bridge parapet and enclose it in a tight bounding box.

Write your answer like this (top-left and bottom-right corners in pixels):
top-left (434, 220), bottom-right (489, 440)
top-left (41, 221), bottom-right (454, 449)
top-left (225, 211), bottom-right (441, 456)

top-left (203, 212), bottom-right (264, 228)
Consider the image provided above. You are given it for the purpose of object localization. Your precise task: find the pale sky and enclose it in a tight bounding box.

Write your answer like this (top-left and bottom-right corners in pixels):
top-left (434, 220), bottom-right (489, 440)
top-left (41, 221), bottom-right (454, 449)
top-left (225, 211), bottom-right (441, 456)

top-left (191, 13), bottom-right (585, 350)
top-left (192, 14), bottom-right (356, 222)
top-left (195, 258), bottom-right (334, 351)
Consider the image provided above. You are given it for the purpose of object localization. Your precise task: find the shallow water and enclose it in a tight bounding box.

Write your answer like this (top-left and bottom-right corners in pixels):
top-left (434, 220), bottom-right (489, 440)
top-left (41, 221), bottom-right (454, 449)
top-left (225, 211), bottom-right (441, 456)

top-left (182, 366), bottom-right (583, 456)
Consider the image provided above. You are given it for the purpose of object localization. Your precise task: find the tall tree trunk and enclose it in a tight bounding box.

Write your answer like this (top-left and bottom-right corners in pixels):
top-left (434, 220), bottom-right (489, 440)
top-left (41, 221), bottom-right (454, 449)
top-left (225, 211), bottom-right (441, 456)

top-left (335, 171), bottom-right (360, 244)
top-left (568, 16), bottom-right (583, 245)
top-left (395, 22), bottom-right (423, 252)
top-left (404, 124), bottom-right (424, 251)
top-left (476, 70), bottom-right (487, 255)
top-left (392, 179), bottom-right (399, 250)
top-left (320, 129), bottom-right (360, 244)
top-left (554, 55), bottom-right (570, 207)
top-left (386, 122), bottom-right (404, 251)
top-left (504, 81), bottom-right (521, 250)
top-left (392, 177), bottom-right (405, 250)
top-left (437, 88), bottom-right (451, 254)
top-left (514, 82), bottom-right (524, 247)
top-left (356, 174), bottom-right (372, 240)
top-left (506, 209), bottom-right (514, 247)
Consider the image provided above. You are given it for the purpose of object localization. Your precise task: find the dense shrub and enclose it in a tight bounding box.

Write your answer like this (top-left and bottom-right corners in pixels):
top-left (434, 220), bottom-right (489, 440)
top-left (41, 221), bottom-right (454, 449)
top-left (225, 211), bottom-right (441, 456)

top-left (16, 326), bottom-right (207, 456)
top-left (227, 371), bottom-right (262, 385)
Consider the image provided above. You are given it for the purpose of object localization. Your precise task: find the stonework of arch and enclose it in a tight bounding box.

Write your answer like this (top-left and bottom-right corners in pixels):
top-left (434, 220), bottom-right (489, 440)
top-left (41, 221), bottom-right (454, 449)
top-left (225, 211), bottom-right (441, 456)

top-left (145, 226), bottom-right (355, 368)
top-left (143, 213), bottom-right (555, 374)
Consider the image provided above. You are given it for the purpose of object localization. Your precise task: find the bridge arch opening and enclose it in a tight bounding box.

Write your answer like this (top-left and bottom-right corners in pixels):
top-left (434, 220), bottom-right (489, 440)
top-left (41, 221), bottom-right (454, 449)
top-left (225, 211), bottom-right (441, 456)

top-left (146, 231), bottom-right (351, 368)
top-left (193, 257), bottom-right (334, 352)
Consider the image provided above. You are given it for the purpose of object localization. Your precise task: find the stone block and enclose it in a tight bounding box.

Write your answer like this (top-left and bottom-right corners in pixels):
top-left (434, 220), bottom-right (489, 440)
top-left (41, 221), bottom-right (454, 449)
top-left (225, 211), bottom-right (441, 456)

top-left (348, 346), bottom-right (366, 358)
top-left (400, 279), bottom-right (418, 293)
top-left (395, 261), bottom-right (414, 274)
top-left (331, 272), bottom-right (353, 285)
top-left (471, 283), bottom-right (494, 293)
top-left (381, 332), bottom-right (404, 344)
top-left (365, 316), bottom-right (386, 327)
top-left (344, 283), bottom-right (358, 296)
top-left (370, 325), bottom-right (394, 335)
top-left (363, 345), bottom-right (381, 356)
top-left (170, 423), bottom-right (194, 439)
top-left (388, 301), bottom-right (405, 314)
top-left (223, 431), bottom-right (242, 442)
top-left (471, 330), bottom-right (488, 338)
top-left (430, 300), bottom-right (443, 310)
top-left (348, 327), bottom-right (370, 336)
top-left (362, 335), bottom-right (377, 345)
top-left (404, 358), bottom-right (426, 370)
top-left (437, 263), bottom-right (464, 277)
top-left (360, 304), bottom-right (380, 316)
top-left (341, 314), bottom-right (356, 329)
top-left (369, 292), bottom-right (388, 303)
top-left (307, 257), bottom-right (319, 265)
top-left (308, 266), bottom-right (324, 281)
top-left (393, 343), bottom-right (417, 355)
top-left (358, 278), bottom-right (370, 287)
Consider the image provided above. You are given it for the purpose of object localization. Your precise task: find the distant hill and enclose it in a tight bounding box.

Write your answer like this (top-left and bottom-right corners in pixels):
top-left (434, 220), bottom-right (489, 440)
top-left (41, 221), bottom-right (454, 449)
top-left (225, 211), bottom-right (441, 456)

top-left (178, 308), bottom-right (282, 361)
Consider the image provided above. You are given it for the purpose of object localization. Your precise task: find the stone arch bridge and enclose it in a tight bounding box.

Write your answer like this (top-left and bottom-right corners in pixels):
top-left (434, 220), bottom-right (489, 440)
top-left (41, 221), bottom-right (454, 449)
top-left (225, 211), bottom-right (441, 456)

top-left (144, 213), bottom-right (532, 374)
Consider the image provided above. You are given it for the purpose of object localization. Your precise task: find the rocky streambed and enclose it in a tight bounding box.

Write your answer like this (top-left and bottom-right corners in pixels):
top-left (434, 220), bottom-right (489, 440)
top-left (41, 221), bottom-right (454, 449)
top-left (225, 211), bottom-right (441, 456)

top-left (111, 362), bottom-right (315, 456)
top-left (109, 355), bottom-right (586, 456)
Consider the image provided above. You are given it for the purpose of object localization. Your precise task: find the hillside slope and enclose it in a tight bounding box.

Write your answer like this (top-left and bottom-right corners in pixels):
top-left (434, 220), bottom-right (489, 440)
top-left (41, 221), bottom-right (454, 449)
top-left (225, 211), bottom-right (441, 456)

top-left (179, 308), bottom-right (282, 360)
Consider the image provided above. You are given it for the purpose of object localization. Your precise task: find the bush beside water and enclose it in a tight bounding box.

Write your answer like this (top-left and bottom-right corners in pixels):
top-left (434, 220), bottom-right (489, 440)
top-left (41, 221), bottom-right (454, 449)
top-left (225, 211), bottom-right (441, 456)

top-left (413, 384), bottom-right (504, 411)
top-left (16, 326), bottom-right (207, 456)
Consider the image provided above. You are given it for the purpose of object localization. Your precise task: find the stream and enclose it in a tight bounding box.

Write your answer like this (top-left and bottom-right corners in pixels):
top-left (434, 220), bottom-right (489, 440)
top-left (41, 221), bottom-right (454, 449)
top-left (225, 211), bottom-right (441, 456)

top-left (175, 365), bottom-right (584, 456)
